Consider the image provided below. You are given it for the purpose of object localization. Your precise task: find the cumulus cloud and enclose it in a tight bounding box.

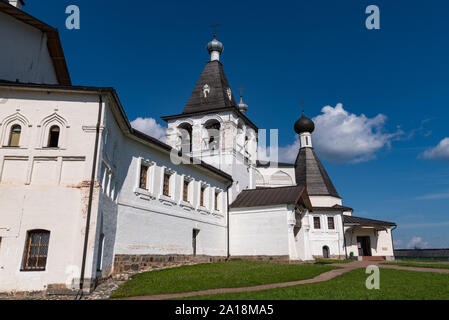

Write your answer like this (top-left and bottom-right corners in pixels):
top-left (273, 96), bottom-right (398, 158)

top-left (407, 236), bottom-right (430, 249)
top-left (312, 103), bottom-right (401, 163)
top-left (276, 103), bottom-right (401, 163)
top-left (130, 117), bottom-right (166, 142)
top-left (420, 137), bottom-right (449, 161)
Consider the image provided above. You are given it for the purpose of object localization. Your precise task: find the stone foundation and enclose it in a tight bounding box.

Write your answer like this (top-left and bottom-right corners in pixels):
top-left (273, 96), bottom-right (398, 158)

top-left (228, 255), bottom-right (290, 263)
top-left (312, 255), bottom-right (347, 260)
top-left (113, 254), bottom-right (227, 274)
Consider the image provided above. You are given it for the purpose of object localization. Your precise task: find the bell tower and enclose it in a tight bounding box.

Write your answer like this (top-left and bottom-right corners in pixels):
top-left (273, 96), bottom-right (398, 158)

top-left (161, 32), bottom-right (259, 199)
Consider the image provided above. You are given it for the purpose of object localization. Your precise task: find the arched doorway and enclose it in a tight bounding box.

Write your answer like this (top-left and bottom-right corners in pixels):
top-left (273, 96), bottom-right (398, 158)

top-left (322, 246), bottom-right (330, 259)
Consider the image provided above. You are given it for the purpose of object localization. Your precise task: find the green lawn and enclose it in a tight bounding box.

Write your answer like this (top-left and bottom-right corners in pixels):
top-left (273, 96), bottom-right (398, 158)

top-left (314, 258), bottom-right (353, 264)
top-left (110, 261), bottom-right (337, 298)
top-left (178, 268), bottom-right (449, 300)
top-left (382, 262), bottom-right (449, 270)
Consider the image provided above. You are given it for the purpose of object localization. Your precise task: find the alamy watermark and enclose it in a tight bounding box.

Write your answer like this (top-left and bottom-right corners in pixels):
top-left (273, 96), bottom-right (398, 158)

top-left (365, 265), bottom-right (380, 290)
top-left (365, 5), bottom-right (380, 30)
top-left (66, 5), bottom-right (80, 30)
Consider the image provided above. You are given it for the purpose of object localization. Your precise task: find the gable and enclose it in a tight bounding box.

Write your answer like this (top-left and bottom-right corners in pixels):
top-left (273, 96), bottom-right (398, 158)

top-left (0, 2), bottom-right (71, 85)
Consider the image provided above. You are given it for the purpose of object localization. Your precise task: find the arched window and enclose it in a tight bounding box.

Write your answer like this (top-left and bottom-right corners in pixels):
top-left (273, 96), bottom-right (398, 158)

top-left (22, 230), bottom-right (50, 271)
top-left (178, 123), bottom-right (192, 153)
top-left (204, 119), bottom-right (220, 150)
top-left (322, 246), bottom-right (330, 259)
top-left (8, 124), bottom-right (21, 147)
top-left (48, 125), bottom-right (60, 148)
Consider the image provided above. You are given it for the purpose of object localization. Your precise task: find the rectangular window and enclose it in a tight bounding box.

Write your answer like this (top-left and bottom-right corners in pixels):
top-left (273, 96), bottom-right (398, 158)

top-left (183, 180), bottom-right (189, 202)
top-left (328, 217), bottom-right (335, 230)
top-left (200, 186), bottom-right (206, 207)
top-left (163, 173), bottom-right (171, 197)
top-left (215, 191), bottom-right (219, 211)
top-left (139, 164), bottom-right (148, 189)
top-left (22, 230), bottom-right (50, 271)
top-left (313, 217), bottom-right (321, 229)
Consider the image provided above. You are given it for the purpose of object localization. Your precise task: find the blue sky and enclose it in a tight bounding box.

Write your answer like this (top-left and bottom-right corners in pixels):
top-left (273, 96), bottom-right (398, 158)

top-left (25, 0), bottom-right (449, 248)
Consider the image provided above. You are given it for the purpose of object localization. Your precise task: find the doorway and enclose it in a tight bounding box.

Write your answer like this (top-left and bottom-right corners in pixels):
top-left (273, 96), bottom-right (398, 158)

top-left (322, 246), bottom-right (330, 258)
top-left (192, 229), bottom-right (200, 256)
top-left (357, 236), bottom-right (372, 256)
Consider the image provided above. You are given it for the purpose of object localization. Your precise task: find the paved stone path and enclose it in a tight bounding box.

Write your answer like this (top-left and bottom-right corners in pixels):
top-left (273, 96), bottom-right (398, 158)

top-left (117, 260), bottom-right (449, 300)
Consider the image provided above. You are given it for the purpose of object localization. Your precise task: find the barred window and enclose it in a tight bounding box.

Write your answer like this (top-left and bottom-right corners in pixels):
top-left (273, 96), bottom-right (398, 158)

top-left (139, 164), bottom-right (148, 189)
top-left (313, 217), bottom-right (321, 230)
top-left (22, 230), bottom-right (50, 271)
top-left (183, 180), bottom-right (189, 202)
top-left (163, 173), bottom-right (171, 197)
top-left (328, 217), bottom-right (335, 230)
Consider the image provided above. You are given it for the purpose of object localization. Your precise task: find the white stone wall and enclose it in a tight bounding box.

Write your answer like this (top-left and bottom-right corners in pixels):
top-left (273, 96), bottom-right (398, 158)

top-left (101, 103), bottom-right (230, 258)
top-left (165, 111), bottom-right (256, 203)
top-left (255, 166), bottom-right (296, 188)
top-left (344, 227), bottom-right (394, 258)
top-left (0, 88), bottom-right (102, 292)
top-left (0, 12), bottom-right (58, 85)
top-left (229, 205), bottom-right (290, 257)
top-left (307, 213), bottom-right (345, 258)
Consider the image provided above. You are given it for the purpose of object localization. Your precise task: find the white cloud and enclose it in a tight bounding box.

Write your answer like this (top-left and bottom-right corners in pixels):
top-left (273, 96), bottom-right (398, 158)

top-left (420, 137), bottom-right (449, 161)
top-left (415, 191), bottom-right (449, 200)
top-left (130, 117), bottom-right (166, 142)
top-left (276, 103), bottom-right (401, 163)
top-left (407, 236), bottom-right (430, 249)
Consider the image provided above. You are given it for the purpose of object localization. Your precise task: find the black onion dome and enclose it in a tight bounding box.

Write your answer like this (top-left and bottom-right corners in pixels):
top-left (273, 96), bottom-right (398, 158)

top-left (294, 112), bottom-right (315, 134)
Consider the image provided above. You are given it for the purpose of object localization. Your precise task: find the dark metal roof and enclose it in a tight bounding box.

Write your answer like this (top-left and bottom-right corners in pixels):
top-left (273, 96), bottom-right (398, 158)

top-left (313, 205), bottom-right (353, 212)
top-left (0, 1), bottom-right (71, 85)
top-left (295, 147), bottom-right (339, 197)
top-left (0, 81), bottom-right (232, 182)
top-left (256, 161), bottom-right (294, 168)
top-left (161, 59), bottom-right (258, 131)
top-left (343, 215), bottom-right (396, 227)
top-left (230, 185), bottom-right (312, 209)
top-left (183, 60), bottom-right (236, 114)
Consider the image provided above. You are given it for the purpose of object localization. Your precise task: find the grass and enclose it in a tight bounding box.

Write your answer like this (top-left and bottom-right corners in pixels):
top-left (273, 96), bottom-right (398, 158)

top-left (314, 258), bottom-right (353, 264)
top-left (178, 268), bottom-right (449, 300)
top-left (397, 258), bottom-right (449, 263)
top-left (110, 261), bottom-right (337, 298)
top-left (382, 262), bottom-right (449, 270)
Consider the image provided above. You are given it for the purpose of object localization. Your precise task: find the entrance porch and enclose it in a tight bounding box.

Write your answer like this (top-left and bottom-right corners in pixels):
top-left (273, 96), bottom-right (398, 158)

top-left (343, 215), bottom-right (396, 261)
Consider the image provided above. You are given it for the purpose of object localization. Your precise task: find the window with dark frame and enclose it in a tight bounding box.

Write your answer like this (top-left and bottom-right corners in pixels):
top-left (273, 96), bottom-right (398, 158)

top-left (328, 216), bottom-right (335, 229)
top-left (48, 125), bottom-right (60, 148)
top-left (9, 124), bottom-right (21, 147)
top-left (183, 180), bottom-right (189, 202)
top-left (313, 217), bottom-right (321, 229)
top-left (214, 191), bottom-right (219, 211)
top-left (22, 230), bottom-right (50, 271)
top-left (200, 186), bottom-right (206, 207)
top-left (139, 164), bottom-right (148, 189)
top-left (163, 173), bottom-right (171, 197)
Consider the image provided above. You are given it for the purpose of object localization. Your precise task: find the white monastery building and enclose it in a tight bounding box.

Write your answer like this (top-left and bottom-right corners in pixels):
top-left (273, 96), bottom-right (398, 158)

top-left (0, 1), bottom-right (397, 294)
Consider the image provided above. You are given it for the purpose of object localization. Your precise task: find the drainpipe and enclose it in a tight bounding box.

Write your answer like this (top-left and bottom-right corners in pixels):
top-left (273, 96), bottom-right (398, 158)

top-left (390, 225), bottom-right (398, 261)
top-left (77, 93), bottom-right (103, 299)
top-left (226, 181), bottom-right (233, 260)
top-left (341, 214), bottom-right (348, 259)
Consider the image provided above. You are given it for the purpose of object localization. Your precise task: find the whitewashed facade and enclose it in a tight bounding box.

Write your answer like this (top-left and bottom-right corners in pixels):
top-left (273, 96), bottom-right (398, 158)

top-left (0, 1), bottom-right (396, 294)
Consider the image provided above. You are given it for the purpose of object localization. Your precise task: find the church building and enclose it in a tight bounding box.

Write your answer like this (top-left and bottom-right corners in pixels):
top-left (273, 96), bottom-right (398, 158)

top-left (0, 0), bottom-right (396, 295)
